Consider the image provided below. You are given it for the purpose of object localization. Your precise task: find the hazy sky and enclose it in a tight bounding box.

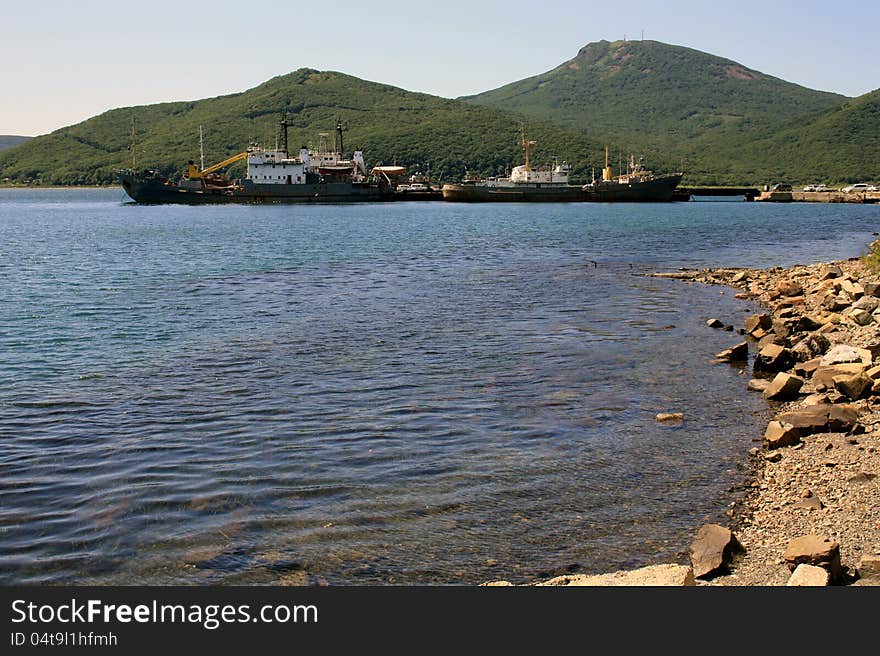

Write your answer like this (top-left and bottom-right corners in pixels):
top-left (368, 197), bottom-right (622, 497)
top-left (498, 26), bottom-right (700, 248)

top-left (2, 0), bottom-right (878, 136)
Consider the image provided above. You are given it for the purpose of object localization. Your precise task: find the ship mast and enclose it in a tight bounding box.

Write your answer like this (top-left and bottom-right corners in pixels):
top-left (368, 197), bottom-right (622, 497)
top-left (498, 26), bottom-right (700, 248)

top-left (199, 125), bottom-right (205, 171)
top-left (520, 124), bottom-right (537, 172)
top-left (130, 115), bottom-right (137, 170)
top-left (335, 118), bottom-right (346, 155)
top-left (279, 114), bottom-right (289, 156)
top-left (603, 144), bottom-right (613, 181)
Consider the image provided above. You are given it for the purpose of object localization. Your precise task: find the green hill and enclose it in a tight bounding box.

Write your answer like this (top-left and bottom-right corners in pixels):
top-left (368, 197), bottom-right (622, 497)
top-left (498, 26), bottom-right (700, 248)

top-left (0, 70), bottom-right (608, 186)
top-left (747, 89), bottom-right (880, 184)
top-left (0, 135), bottom-right (31, 153)
top-left (463, 40), bottom-right (854, 184)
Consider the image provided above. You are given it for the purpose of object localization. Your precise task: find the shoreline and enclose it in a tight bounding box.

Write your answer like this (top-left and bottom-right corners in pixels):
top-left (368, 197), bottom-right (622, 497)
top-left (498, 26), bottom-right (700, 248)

top-left (488, 241), bottom-right (880, 586)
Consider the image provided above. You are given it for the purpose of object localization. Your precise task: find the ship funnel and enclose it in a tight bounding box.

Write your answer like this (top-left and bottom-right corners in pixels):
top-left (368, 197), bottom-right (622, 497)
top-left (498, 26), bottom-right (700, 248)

top-left (603, 145), bottom-right (613, 181)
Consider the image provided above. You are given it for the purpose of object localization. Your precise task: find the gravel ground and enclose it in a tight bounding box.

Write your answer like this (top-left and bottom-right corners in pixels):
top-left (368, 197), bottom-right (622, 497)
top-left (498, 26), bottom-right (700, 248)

top-left (675, 255), bottom-right (880, 585)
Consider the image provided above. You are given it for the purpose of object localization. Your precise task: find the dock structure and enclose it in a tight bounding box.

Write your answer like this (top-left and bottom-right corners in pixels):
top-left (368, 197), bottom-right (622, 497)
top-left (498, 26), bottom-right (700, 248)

top-left (755, 190), bottom-right (880, 204)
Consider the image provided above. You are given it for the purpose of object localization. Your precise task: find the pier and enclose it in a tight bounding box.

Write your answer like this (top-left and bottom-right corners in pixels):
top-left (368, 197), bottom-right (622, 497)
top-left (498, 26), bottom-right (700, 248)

top-left (755, 190), bottom-right (880, 204)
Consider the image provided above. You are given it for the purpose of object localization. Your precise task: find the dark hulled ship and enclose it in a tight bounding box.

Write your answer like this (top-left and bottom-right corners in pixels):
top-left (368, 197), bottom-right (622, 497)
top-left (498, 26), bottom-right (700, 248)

top-left (441, 131), bottom-right (683, 202)
top-left (119, 119), bottom-right (395, 204)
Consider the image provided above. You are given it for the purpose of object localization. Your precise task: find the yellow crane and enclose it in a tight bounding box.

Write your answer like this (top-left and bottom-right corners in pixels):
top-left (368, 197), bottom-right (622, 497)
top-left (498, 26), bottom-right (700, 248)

top-left (186, 151), bottom-right (248, 179)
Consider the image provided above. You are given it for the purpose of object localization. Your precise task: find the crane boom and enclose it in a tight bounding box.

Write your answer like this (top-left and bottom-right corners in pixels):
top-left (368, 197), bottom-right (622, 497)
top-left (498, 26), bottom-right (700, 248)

top-left (187, 151), bottom-right (248, 179)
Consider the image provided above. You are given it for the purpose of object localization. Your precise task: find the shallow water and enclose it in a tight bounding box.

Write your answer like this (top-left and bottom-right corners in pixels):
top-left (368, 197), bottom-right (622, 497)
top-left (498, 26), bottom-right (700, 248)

top-left (0, 189), bottom-right (877, 584)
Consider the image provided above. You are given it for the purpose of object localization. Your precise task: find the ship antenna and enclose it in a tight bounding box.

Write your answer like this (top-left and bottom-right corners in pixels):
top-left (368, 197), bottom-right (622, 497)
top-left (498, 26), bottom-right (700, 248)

top-left (279, 113), bottom-right (289, 155)
top-left (335, 118), bottom-right (345, 155)
top-left (199, 125), bottom-right (205, 171)
top-left (130, 114), bottom-right (137, 170)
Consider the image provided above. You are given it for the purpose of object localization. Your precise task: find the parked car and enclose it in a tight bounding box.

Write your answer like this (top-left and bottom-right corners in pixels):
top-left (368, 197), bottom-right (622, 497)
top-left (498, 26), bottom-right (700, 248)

top-left (842, 183), bottom-right (871, 193)
top-left (803, 185), bottom-right (817, 191)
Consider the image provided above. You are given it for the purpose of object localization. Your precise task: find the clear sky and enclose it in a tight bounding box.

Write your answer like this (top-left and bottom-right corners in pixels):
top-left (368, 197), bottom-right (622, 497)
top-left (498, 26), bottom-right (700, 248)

top-left (2, 0), bottom-right (878, 136)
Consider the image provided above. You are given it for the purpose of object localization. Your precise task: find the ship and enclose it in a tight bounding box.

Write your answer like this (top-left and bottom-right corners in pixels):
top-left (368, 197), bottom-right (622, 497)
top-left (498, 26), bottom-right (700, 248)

top-left (119, 117), bottom-right (395, 204)
top-left (440, 128), bottom-right (683, 202)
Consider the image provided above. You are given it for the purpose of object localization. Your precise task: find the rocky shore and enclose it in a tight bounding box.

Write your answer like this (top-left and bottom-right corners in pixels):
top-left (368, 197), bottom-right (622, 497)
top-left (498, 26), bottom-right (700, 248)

top-left (487, 244), bottom-right (880, 586)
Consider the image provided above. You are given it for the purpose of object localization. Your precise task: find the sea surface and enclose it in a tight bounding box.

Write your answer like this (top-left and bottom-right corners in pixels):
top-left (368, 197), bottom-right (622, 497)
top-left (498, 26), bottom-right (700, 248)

top-left (1, 188), bottom-right (877, 585)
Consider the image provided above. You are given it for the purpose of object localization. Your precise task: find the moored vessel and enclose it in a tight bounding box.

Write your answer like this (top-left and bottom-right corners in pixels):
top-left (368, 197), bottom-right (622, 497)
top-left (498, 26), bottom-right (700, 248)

top-left (441, 128), bottom-right (682, 202)
top-left (119, 118), bottom-right (395, 204)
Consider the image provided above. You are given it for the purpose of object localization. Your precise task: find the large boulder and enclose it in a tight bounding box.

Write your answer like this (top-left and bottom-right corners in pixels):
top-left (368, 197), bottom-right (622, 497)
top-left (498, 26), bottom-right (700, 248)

top-left (856, 556), bottom-right (880, 585)
top-left (763, 373), bottom-right (805, 401)
top-left (833, 373), bottom-right (873, 400)
top-left (852, 295), bottom-right (880, 313)
top-left (821, 344), bottom-right (873, 366)
top-left (744, 314), bottom-right (772, 334)
top-left (775, 404), bottom-right (860, 437)
top-left (812, 363), bottom-right (867, 389)
top-left (783, 535), bottom-right (842, 582)
top-left (689, 524), bottom-right (744, 579)
top-left (753, 344), bottom-right (794, 372)
top-left (823, 295), bottom-right (851, 312)
top-left (849, 308), bottom-right (874, 326)
top-left (765, 420), bottom-right (801, 449)
top-left (793, 358), bottom-right (822, 378)
top-left (840, 278), bottom-right (864, 300)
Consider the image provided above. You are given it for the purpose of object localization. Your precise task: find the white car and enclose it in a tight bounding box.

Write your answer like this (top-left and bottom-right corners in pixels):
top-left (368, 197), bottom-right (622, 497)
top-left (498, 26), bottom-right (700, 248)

top-left (842, 183), bottom-right (871, 193)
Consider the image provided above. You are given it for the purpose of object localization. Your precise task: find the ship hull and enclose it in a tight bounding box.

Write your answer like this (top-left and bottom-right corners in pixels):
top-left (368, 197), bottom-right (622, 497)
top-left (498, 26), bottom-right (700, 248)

top-left (119, 173), bottom-right (395, 204)
top-left (441, 174), bottom-right (684, 202)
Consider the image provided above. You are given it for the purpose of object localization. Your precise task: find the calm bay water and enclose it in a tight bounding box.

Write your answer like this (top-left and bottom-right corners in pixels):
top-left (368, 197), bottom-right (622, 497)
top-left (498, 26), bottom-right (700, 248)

top-left (1, 188), bottom-right (877, 584)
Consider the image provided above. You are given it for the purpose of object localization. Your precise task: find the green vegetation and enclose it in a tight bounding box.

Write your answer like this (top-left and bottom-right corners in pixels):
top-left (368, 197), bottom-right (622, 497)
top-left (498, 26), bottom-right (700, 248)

top-left (2, 42), bottom-right (877, 186)
top-left (862, 237), bottom-right (880, 274)
top-left (465, 40), bottom-right (879, 185)
top-left (0, 70), bottom-right (608, 186)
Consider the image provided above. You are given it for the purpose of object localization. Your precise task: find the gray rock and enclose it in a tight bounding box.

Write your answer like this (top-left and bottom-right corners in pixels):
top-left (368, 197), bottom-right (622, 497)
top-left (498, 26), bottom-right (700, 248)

top-left (862, 281), bottom-right (880, 297)
top-left (852, 295), bottom-right (880, 313)
top-left (823, 295), bottom-right (851, 312)
top-left (706, 318), bottom-right (724, 329)
top-left (821, 344), bottom-right (873, 366)
top-left (689, 524), bottom-right (744, 579)
top-left (850, 308), bottom-right (874, 326)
